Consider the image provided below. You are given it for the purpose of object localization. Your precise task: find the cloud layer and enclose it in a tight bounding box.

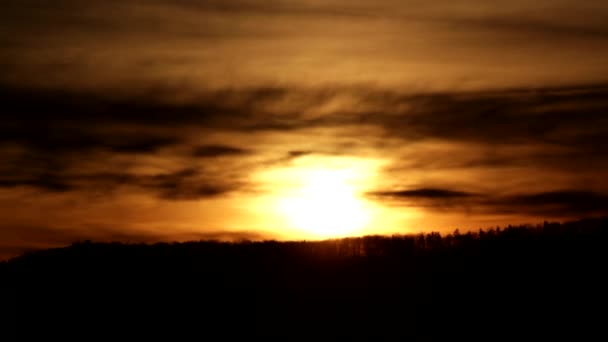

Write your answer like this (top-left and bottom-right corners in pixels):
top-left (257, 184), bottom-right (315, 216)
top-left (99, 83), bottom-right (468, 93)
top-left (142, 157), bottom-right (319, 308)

top-left (2, 82), bottom-right (607, 200)
top-left (3, 0), bottom-right (608, 90)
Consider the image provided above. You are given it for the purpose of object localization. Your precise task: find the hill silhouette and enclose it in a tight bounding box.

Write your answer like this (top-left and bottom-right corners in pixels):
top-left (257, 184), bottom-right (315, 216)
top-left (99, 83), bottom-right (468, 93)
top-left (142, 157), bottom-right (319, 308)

top-left (2, 217), bottom-right (607, 340)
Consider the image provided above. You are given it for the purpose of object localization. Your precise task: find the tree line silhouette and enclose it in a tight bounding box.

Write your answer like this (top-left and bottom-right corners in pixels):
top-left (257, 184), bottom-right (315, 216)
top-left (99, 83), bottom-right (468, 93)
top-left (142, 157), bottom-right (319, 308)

top-left (2, 217), bottom-right (607, 340)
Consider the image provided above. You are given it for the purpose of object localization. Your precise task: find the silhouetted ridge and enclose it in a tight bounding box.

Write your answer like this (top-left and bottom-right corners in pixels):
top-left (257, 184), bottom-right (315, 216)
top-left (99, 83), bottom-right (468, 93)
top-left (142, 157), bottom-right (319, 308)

top-left (2, 217), bottom-right (607, 340)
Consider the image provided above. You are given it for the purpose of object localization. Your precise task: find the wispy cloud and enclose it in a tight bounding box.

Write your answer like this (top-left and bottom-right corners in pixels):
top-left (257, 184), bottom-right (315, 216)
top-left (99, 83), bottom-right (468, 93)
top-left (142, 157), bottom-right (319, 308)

top-left (2, 82), bottom-right (608, 199)
top-left (193, 145), bottom-right (252, 158)
top-left (368, 188), bottom-right (475, 200)
top-left (368, 187), bottom-right (608, 218)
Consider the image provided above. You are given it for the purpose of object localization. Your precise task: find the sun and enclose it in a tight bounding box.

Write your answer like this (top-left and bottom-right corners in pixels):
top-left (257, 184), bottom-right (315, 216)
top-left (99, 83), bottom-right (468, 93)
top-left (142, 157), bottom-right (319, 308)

top-left (251, 155), bottom-right (384, 239)
top-left (275, 167), bottom-right (371, 238)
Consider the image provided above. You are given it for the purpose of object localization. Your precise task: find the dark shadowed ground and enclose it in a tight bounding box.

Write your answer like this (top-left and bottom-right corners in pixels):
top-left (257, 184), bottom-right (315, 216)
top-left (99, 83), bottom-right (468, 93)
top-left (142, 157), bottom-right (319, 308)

top-left (2, 217), bottom-right (607, 340)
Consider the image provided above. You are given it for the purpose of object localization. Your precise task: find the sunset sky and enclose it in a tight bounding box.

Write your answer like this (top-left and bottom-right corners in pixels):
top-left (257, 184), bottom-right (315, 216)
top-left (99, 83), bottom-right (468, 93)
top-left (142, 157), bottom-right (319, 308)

top-left (2, 0), bottom-right (608, 258)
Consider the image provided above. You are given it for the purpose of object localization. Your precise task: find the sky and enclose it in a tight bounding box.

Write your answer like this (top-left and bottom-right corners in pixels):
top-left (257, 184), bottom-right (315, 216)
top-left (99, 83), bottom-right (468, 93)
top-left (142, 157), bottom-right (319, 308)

top-left (1, 0), bottom-right (608, 258)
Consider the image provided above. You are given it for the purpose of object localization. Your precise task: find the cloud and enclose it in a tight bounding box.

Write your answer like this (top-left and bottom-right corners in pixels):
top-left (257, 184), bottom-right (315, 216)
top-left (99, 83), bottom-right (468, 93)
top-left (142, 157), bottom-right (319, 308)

top-left (368, 188), bottom-right (475, 199)
top-left (0, 174), bottom-right (73, 193)
top-left (2, 81), bottom-right (608, 205)
top-left (288, 150), bottom-right (318, 158)
top-left (359, 84), bottom-right (608, 178)
top-left (0, 127), bottom-right (181, 155)
top-left (0, 84), bottom-right (303, 130)
top-left (3, 0), bottom-right (608, 95)
top-left (436, 13), bottom-right (608, 41)
top-left (368, 186), bottom-right (608, 218)
top-left (0, 167), bottom-right (245, 200)
top-left (493, 190), bottom-right (608, 217)
top-left (193, 145), bottom-right (251, 158)
top-left (3, 68), bottom-right (608, 147)
top-left (261, 150), bottom-right (334, 167)
top-left (138, 168), bottom-right (242, 200)
top-left (0, 84), bottom-right (318, 201)
top-left (372, 84), bottom-right (608, 145)
top-left (152, 0), bottom-right (373, 17)
top-left (366, 187), bottom-right (479, 212)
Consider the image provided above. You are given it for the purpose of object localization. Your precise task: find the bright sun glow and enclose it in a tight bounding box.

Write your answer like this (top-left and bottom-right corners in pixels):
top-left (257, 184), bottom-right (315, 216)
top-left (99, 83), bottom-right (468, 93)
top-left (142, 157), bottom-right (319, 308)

top-left (247, 154), bottom-right (386, 239)
top-left (276, 168), bottom-right (371, 238)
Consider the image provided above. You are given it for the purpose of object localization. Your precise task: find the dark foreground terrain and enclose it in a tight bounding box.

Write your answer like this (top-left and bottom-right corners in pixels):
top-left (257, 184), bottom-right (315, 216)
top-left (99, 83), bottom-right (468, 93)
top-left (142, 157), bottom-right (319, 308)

top-left (2, 218), bottom-right (608, 340)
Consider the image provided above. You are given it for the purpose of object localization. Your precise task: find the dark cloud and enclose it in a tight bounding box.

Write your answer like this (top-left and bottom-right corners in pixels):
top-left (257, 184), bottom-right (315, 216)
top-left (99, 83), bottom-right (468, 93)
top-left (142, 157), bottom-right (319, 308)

top-left (139, 168), bottom-right (241, 200)
top-left (439, 14), bottom-right (608, 41)
top-left (287, 150), bottom-right (314, 158)
top-left (0, 174), bottom-right (73, 193)
top-left (193, 145), bottom-right (251, 158)
top-left (262, 150), bottom-right (322, 167)
top-left (4, 82), bottom-right (608, 144)
top-left (153, 0), bottom-right (372, 17)
top-left (369, 186), bottom-right (608, 218)
top-left (367, 187), bottom-right (479, 211)
top-left (368, 188), bottom-right (475, 200)
top-left (114, 168), bottom-right (245, 200)
top-left (362, 84), bottom-right (608, 176)
top-left (0, 126), bottom-right (180, 155)
top-left (7, 1), bottom-right (608, 37)
top-left (373, 84), bottom-right (608, 146)
top-left (0, 168), bottom-right (244, 200)
top-left (0, 84), bottom-right (279, 200)
top-left (0, 84), bottom-right (301, 130)
top-left (2, 81), bottom-right (608, 205)
top-left (494, 190), bottom-right (608, 217)
top-left (4, 0), bottom-right (369, 18)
